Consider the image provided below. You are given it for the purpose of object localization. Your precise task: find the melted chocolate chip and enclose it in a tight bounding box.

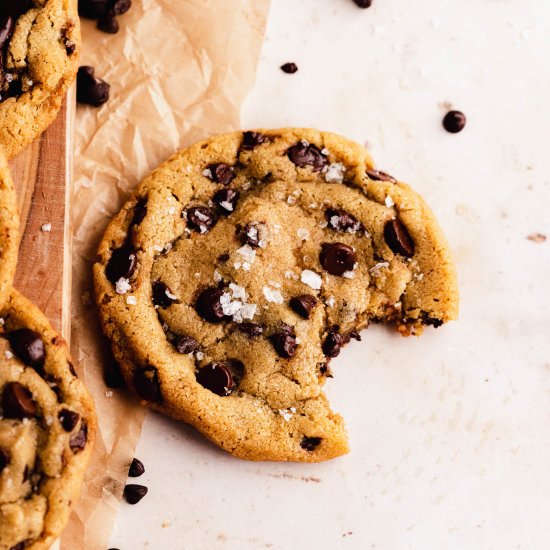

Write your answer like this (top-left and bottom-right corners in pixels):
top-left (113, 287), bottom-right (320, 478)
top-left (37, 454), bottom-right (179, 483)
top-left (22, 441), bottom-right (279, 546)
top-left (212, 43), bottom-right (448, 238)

top-left (175, 335), bottom-right (198, 354)
top-left (2, 382), bottom-right (36, 419)
top-left (8, 329), bottom-right (45, 369)
top-left (134, 366), bottom-right (162, 402)
top-left (270, 324), bottom-right (298, 358)
top-left (195, 287), bottom-right (226, 323)
top-left (280, 62), bottom-right (298, 74)
top-left (322, 328), bottom-right (344, 358)
top-left (236, 322), bottom-right (264, 337)
top-left (77, 66), bottom-right (110, 106)
top-left (106, 244), bottom-right (136, 283)
top-left (97, 14), bottom-right (118, 33)
top-left (443, 110), bottom-right (466, 133)
top-left (58, 409), bottom-right (80, 432)
top-left (366, 168), bottom-right (397, 183)
top-left (241, 131), bottom-right (269, 150)
top-left (319, 243), bottom-right (357, 276)
top-left (186, 206), bottom-right (216, 234)
top-left (300, 436), bottom-right (322, 452)
top-left (124, 483), bottom-right (148, 504)
top-left (69, 421), bottom-right (88, 451)
top-left (213, 188), bottom-right (239, 214)
top-left (384, 219), bottom-right (414, 257)
top-left (287, 142), bottom-right (328, 171)
top-left (128, 457), bottom-right (145, 477)
top-left (325, 208), bottom-right (362, 233)
top-left (152, 280), bottom-right (178, 308)
top-left (131, 199), bottom-right (147, 226)
top-left (206, 163), bottom-right (235, 185)
top-left (290, 295), bottom-right (318, 319)
top-left (0, 448), bottom-right (10, 472)
top-left (196, 362), bottom-right (236, 396)
top-left (238, 223), bottom-right (263, 248)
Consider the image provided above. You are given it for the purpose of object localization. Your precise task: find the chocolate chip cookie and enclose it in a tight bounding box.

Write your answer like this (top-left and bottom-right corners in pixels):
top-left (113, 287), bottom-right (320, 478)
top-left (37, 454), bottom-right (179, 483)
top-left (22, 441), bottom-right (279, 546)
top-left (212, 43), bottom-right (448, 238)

top-left (0, 0), bottom-right (80, 159)
top-left (94, 128), bottom-right (458, 462)
top-left (0, 290), bottom-right (96, 549)
top-left (0, 149), bottom-right (18, 310)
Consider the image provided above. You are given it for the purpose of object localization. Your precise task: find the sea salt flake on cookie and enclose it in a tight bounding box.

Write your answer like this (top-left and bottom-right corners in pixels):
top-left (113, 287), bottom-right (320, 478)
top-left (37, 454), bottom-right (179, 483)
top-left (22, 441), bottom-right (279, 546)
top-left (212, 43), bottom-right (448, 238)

top-left (263, 286), bottom-right (284, 304)
top-left (325, 162), bottom-right (346, 183)
top-left (115, 278), bottom-right (131, 295)
top-left (301, 269), bottom-right (322, 290)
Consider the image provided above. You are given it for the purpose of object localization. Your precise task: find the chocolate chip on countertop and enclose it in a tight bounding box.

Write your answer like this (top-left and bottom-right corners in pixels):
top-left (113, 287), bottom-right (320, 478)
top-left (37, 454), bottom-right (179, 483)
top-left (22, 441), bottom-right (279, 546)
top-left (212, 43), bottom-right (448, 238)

top-left (175, 335), bottom-right (198, 354)
top-left (241, 131), bottom-right (269, 150)
top-left (206, 163), bottom-right (235, 185)
top-left (195, 287), bottom-right (226, 323)
top-left (287, 141), bottom-right (328, 171)
top-left (325, 208), bottom-right (362, 233)
top-left (384, 219), bottom-right (415, 257)
top-left (290, 295), bottom-right (318, 319)
top-left (128, 457), bottom-right (145, 477)
top-left (320, 242), bottom-right (357, 276)
top-left (280, 62), bottom-right (298, 74)
top-left (69, 421), bottom-right (88, 451)
top-left (443, 110), bottom-right (466, 133)
top-left (2, 382), bottom-right (36, 419)
top-left (124, 483), bottom-right (148, 504)
top-left (366, 168), bottom-right (397, 183)
top-left (196, 362), bottom-right (236, 396)
top-left (0, 448), bottom-right (10, 473)
top-left (58, 409), bottom-right (80, 432)
top-left (322, 327), bottom-right (344, 358)
top-left (213, 188), bottom-right (239, 214)
top-left (353, 0), bottom-right (373, 7)
top-left (134, 366), bottom-right (162, 402)
top-left (152, 280), bottom-right (178, 308)
top-left (270, 324), bottom-right (298, 358)
top-left (236, 322), bottom-right (264, 337)
top-left (97, 14), bottom-right (119, 33)
top-left (300, 436), bottom-right (322, 452)
top-left (106, 244), bottom-right (136, 283)
top-left (77, 66), bottom-right (110, 106)
top-left (185, 206), bottom-right (216, 234)
top-left (8, 329), bottom-right (45, 369)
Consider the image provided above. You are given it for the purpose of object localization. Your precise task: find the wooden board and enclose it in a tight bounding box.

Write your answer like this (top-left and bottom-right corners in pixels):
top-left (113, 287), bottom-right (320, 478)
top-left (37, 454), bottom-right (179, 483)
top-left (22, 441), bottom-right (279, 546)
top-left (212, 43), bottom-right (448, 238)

top-left (9, 88), bottom-right (74, 337)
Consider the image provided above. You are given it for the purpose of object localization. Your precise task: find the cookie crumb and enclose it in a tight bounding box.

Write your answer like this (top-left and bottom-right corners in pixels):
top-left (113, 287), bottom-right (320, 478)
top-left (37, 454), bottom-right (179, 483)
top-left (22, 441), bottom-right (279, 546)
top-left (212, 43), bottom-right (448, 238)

top-left (527, 233), bottom-right (547, 243)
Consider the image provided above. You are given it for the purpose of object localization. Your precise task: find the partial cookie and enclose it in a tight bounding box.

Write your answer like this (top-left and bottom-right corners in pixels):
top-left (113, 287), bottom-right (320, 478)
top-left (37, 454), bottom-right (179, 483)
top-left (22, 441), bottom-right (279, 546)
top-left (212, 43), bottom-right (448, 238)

top-left (94, 128), bottom-right (458, 462)
top-left (0, 290), bottom-right (96, 550)
top-left (0, 149), bottom-right (18, 310)
top-left (0, 0), bottom-right (80, 159)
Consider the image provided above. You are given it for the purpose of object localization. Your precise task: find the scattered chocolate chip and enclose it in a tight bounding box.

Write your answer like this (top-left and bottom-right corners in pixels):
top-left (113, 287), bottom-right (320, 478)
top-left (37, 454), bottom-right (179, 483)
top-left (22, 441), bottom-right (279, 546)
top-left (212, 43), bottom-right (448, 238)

top-left (322, 328), bottom-right (344, 358)
top-left (325, 208), bottom-right (362, 233)
top-left (217, 253), bottom-right (230, 263)
top-left (128, 457), bottom-right (145, 477)
top-left (2, 382), bottom-right (36, 419)
top-left (287, 141), bottom-right (328, 171)
top-left (124, 483), bottom-right (148, 504)
top-left (186, 206), bottom-right (216, 234)
top-left (134, 366), bottom-right (162, 402)
top-left (195, 287), bottom-right (226, 323)
top-left (238, 222), bottom-right (263, 248)
top-left (111, 0), bottom-right (131, 15)
top-left (58, 409), bottom-right (80, 432)
top-left (241, 131), bottom-right (269, 150)
top-left (175, 335), bottom-right (198, 354)
top-left (320, 242), bottom-right (357, 276)
top-left (366, 168), bottom-right (397, 183)
top-left (280, 62), bottom-right (298, 74)
top-left (384, 219), bottom-right (414, 257)
top-left (106, 244), bottom-right (136, 283)
top-left (69, 421), bottom-right (88, 451)
top-left (353, 0), bottom-right (373, 7)
top-left (443, 110), bottom-right (466, 133)
top-left (206, 163), bottom-right (235, 185)
top-left (270, 324), bottom-right (298, 358)
top-left (196, 362), bottom-right (236, 396)
top-left (300, 436), bottom-right (322, 452)
top-left (290, 295), bottom-right (318, 319)
top-left (0, 448), bottom-right (10, 473)
top-left (8, 329), bottom-right (45, 370)
top-left (236, 322), bottom-right (264, 337)
top-left (213, 188), bottom-right (239, 214)
top-left (152, 280), bottom-right (178, 308)
top-left (131, 199), bottom-right (147, 226)
top-left (97, 14), bottom-right (118, 33)
top-left (77, 66), bottom-right (110, 106)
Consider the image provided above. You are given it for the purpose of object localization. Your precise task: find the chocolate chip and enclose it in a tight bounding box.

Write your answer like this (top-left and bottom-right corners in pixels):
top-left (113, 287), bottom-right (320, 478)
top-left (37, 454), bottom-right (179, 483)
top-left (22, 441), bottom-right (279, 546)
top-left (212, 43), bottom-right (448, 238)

top-left (152, 280), bottom-right (178, 308)
top-left (280, 62), bottom-right (298, 74)
top-left (366, 168), bottom-right (397, 183)
top-left (322, 328), bottom-right (344, 358)
top-left (106, 244), bottom-right (136, 283)
top-left (8, 329), bottom-right (45, 370)
top-left (186, 206), bottom-right (216, 234)
top-left (78, 0), bottom-right (110, 19)
top-left (0, 0), bottom-right (31, 18)
top-left (349, 330), bottom-right (361, 341)
top-left (0, 448), bottom-right (10, 472)
top-left (241, 131), bottom-right (269, 150)
top-left (325, 208), bottom-right (362, 233)
top-left (196, 362), bottom-right (236, 396)
top-left (58, 409), bottom-right (80, 432)
top-left (195, 287), bottom-right (226, 323)
top-left (206, 163), bottom-right (235, 185)
top-left (353, 0), bottom-right (373, 7)
top-left (0, 16), bottom-right (14, 50)
top-left (213, 188), bottom-right (239, 214)
top-left (77, 66), bottom-right (110, 106)
top-left (270, 324), bottom-right (298, 358)
top-left (2, 382), bottom-right (36, 419)
top-left (9, 543), bottom-right (25, 550)
top-left (320, 242), bottom-right (357, 276)
top-left (111, 0), bottom-right (131, 15)
top-left (384, 219), bottom-right (414, 257)
top-left (443, 110), bottom-right (466, 133)
top-left (290, 295), bottom-right (318, 319)
top-left (218, 253), bottom-right (230, 263)
top-left (128, 457), bottom-right (145, 477)
top-left (300, 436), bottom-right (322, 452)
top-left (238, 222), bottom-right (263, 247)
top-left (97, 14), bottom-right (118, 33)
top-left (131, 199), bottom-right (147, 226)
top-left (236, 322), bottom-right (264, 337)
top-left (124, 483), bottom-right (148, 504)
top-left (287, 141), bottom-right (328, 171)
top-left (69, 421), bottom-right (88, 451)
top-left (134, 366), bottom-right (162, 402)
top-left (175, 335), bottom-right (198, 354)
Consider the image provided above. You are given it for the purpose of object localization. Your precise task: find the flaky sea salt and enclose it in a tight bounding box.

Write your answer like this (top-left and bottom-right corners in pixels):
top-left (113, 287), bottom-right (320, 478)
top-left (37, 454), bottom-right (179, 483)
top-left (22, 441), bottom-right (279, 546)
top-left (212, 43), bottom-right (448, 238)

top-left (326, 295), bottom-right (335, 308)
top-left (202, 168), bottom-right (212, 178)
top-left (233, 303), bottom-right (257, 323)
top-left (263, 286), bottom-right (284, 304)
top-left (278, 407), bottom-right (297, 422)
top-left (369, 262), bottom-right (389, 277)
top-left (285, 270), bottom-right (298, 280)
top-left (325, 162), bottom-right (346, 183)
top-left (385, 195), bottom-right (395, 208)
top-left (237, 245), bottom-right (256, 264)
top-left (297, 228), bottom-right (310, 241)
top-left (342, 270), bottom-right (356, 279)
top-left (41, 223), bottom-right (52, 232)
top-left (4, 350), bottom-right (13, 359)
top-left (287, 196), bottom-right (296, 205)
top-left (220, 201), bottom-right (234, 212)
top-left (115, 278), bottom-right (131, 295)
top-left (213, 269), bottom-right (222, 283)
top-left (195, 351), bottom-right (204, 361)
top-left (229, 283), bottom-right (247, 300)
top-left (301, 269), bottom-right (322, 290)
top-left (126, 295), bottom-right (137, 305)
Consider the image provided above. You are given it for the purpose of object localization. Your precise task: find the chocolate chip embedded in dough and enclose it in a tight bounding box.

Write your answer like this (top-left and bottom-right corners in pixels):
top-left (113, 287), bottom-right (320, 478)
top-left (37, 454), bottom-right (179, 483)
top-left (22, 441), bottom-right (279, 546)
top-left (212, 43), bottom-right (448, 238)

top-left (287, 142), bottom-right (328, 171)
top-left (195, 287), bottom-right (226, 323)
top-left (270, 324), bottom-right (298, 358)
top-left (366, 168), bottom-right (396, 183)
top-left (2, 382), bottom-right (37, 419)
top-left (322, 327), bottom-right (344, 358)
top-left (134, 366), bottom-right (162, 402)
top-left (0, 448), bottom-right (10, 473)
top-left (236, 322), bottom-right (264, 337)
top-left (241, 131), bottom-right (269, 150)
top-left (196, 362), bottom-right (236, 396)
top-left (384, 219), bottom-right (415, 257)
top-left (152, 280), bottom-right (178, 308)
top-left (213, 188), bottom-right (239, 215)
top-left (319, 243), bottom-right (357, 276)
top-left (174, 335), bottom-right (198, 354)
top-left (106, 244), bottom-right (136, 283)
top-left (69, 421), bottom-right (88, 451)
top-left (186, 206), bottom-right (216, 234)
top-left (8, 329), bottom-right (46, 370)
top-left (300, 436), bottom-right (322, 451)
top-left (206, 163), bottom-right (235, 185)
top-left (290, 295), bottom-right (318, 319)
top-left (58, 409), bottom-right (80, 432)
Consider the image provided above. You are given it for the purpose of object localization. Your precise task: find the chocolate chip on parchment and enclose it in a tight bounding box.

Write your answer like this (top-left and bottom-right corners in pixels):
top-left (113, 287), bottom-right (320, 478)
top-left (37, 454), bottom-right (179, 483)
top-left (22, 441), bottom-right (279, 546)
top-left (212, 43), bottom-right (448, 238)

top-left (322, 327), bottom-right (344, 358)
top-left (69, 421), bottom-right (88, 451)
top-left (320, 242), bottom-right (357, 276)
top-left (0, 448), bottom-right (10, 473)
top-left (77, 66), bottom-right (110, 106)
top-left (175, 334), bottom-right (198, 354)
top-left (106, 244), bottom-right (136, 283)
top-left (152, 280), bottom-right (178, 308)
top-left (325, 208), bottom-right (362, 233)
top-left (128, 457), bottom-right (145, 477)
top-left (366, 168), bottom-right (397, 183)
top-left (270, 324), bottom-right (298, 358)
top-left (97, 14), bottom-right (118, 33)
top-left (213, 188), bottom-right (239, 214)
top-left (134, 366), bottom-right (162, 402)
top-left (2, 382), bottom-right (36, 419)
top-left (196, 362), bottom-right (236, 396)
top-left (280, 62), bottom-right (298, 74)
top-left (287, 141), bottom-right (328, 171)
top-left (241, 131), bottom-right (269, 150)
top-left (384, 219), bottom-right (414, 257)
top-left (8, 329), bottom-right (45, 369)
top-left (443, 110), bottom-right (466, 133)
top-left (195, 287), bottom-right (226, 323)
top-left (124, 483), bottom-right (148, 504)
top-left (58, 409), bottom-right (80, 432)
top-left (186, 206), bottom-right (216, 234)
top-left (290, 295), bottom-right (318, 319)
top-left (300, 436), bottom-right (322, 452)
top-left (206, 163), bottom-right (235, 185)
top-left (236, 322), bottom-right (264, 337)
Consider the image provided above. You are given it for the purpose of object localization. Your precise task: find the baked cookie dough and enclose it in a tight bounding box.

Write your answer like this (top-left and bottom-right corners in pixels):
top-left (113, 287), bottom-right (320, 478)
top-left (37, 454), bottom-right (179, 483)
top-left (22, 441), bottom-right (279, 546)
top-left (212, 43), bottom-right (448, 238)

top-left (0, 0), bottom-right (80, 159)
top-left (0, 149), bottom-right (18, 310)
top-left (0, 290), bottom-right (96, 549)
top-left (94, 128), bottom-right (458, 462)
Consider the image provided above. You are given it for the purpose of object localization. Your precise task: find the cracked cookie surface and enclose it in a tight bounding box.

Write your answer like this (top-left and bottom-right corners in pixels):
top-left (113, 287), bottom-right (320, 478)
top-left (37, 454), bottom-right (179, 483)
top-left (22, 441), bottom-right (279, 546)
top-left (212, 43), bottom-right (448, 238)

top-left (0, 290), bottom-right (96, 550)
top-left (94, 128), bottom-right (458, 462)
top-left (0, 0), bottom-right (80, 159)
